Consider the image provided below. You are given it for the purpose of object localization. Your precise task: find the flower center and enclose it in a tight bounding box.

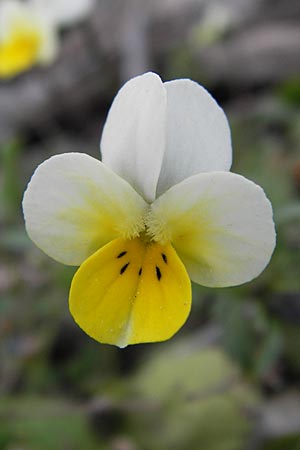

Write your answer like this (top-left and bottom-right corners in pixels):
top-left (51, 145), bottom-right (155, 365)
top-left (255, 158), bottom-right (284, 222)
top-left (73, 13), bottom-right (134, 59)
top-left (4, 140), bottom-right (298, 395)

top-left (115, 205), bottom-right (171, 246)
top-left (144, 209), bottom-right (172, 245)
top-left (115, 238), bottom-right (168, 282)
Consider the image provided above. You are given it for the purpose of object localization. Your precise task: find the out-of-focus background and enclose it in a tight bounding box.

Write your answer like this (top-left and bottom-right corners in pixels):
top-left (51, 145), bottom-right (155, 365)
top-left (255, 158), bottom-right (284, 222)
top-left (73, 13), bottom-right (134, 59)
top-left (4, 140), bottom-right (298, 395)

top-left (0, 0), bottom-right (300, 449)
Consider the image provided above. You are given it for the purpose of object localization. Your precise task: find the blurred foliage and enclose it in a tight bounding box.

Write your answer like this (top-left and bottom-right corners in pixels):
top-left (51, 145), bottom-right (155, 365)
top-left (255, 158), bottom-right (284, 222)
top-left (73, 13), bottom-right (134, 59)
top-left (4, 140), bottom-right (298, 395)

top-left (129, 342), bottom-right (257, 450)
top-left (0, 140), bottom-right (23, 224)
top-left (264, 435), bottom-right (300, 450)
top-left (0, 397), bottom-right (100, 450)
top-left (277, 77), bottom-right (300, 107)
top-left (0, 340), bottom-right (258, 450)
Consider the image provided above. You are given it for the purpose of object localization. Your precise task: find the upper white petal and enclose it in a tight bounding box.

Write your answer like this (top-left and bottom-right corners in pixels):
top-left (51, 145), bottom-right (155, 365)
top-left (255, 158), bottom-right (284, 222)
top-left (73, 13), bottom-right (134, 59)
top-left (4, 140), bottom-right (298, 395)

top-left (100, 72), bottom-right (167, 203)
top-left (156, 79), bottom-right (232, 196)
top-left (149, 172), bottom-right (276, 287)
top-left (23, 153), bottom-right (147, 266)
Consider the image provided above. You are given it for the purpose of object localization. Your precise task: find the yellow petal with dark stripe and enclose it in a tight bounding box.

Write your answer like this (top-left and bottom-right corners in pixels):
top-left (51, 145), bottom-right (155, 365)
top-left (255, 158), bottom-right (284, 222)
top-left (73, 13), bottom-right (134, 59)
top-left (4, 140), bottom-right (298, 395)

top-left (69, 237), bottom-right (191, 347)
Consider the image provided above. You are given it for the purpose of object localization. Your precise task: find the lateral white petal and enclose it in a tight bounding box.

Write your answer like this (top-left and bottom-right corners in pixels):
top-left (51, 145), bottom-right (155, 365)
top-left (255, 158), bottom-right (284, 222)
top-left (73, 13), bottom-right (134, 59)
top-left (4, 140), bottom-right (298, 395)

top-left (101, 72), bottom-right (167, 203)
top-left (156, 79), bottom-right (232, 196)
top-left (23, 153), bottom-right (147, 266)
top-left (150, 172), bottom-right (276, 287)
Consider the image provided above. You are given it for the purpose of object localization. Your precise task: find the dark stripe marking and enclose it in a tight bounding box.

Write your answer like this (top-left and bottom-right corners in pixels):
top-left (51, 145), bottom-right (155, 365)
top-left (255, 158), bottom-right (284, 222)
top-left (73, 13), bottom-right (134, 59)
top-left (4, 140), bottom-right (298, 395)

top-left (117, 251), bottom-right (127, 258)
top-left (120, 263), bottom-right (130, 274)
top-left (138, 268), bottom-right (142, 276)
top-left (156, 266), bottom-right (162, 281)
top-left (162, 253), bottom-right (167, 264)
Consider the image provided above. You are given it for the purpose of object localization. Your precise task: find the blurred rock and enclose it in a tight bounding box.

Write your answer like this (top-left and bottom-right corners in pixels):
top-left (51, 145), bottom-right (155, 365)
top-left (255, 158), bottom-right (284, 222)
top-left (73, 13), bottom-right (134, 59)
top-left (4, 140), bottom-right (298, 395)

top-left (260, 392), bottom-right (300, 438)
top-left (111, 437), bottom-right (137, 450)
top-left (194, 24), bottom-right (300, 87)
top-left (1, 0), bottom-right (300, 143)
top-left (0, 265), bottom-right (15, 292)
top-left (257, 0), bottom-right (300, 22)
top-left (268, 292), bottom-right (300, 324)
top-left (0, 26), bottom-right (112, 144)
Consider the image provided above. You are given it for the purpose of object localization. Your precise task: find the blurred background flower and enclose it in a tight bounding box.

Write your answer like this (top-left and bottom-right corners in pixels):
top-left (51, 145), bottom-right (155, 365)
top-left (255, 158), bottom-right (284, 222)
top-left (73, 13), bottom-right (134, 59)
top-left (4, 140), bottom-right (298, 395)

top-left (0, 0), bottom-right (300, 449)
top-left (0, 0), bottom-right (94, 78)
top-left (31, 0), bottom-right (95, 27)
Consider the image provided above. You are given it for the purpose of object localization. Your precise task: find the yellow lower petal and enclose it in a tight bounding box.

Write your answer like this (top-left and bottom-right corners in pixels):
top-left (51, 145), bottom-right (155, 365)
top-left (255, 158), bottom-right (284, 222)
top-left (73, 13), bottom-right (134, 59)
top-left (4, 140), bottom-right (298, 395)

top-left (69, 237), bottom-right (191, 347)
top-left (0, 27), bottom-right (42, 78)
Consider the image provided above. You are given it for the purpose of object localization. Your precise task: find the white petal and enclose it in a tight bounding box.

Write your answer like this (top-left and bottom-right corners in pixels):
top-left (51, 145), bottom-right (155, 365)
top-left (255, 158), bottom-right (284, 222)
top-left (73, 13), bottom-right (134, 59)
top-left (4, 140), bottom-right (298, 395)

top-left (156, 79), bottom-right (232, 196)
top-left (36, 16), bottom-right (58, 63)
top-left (149, 172), bottom-right (276, 287)
top-left (30, 0), bottom-right (95, 27)
top-left (23, 153), bottom-right (147, 266)
top-left (100, 72), bottom-right (167, 203)
top-left (0, 0), bottom-right (24, 37)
